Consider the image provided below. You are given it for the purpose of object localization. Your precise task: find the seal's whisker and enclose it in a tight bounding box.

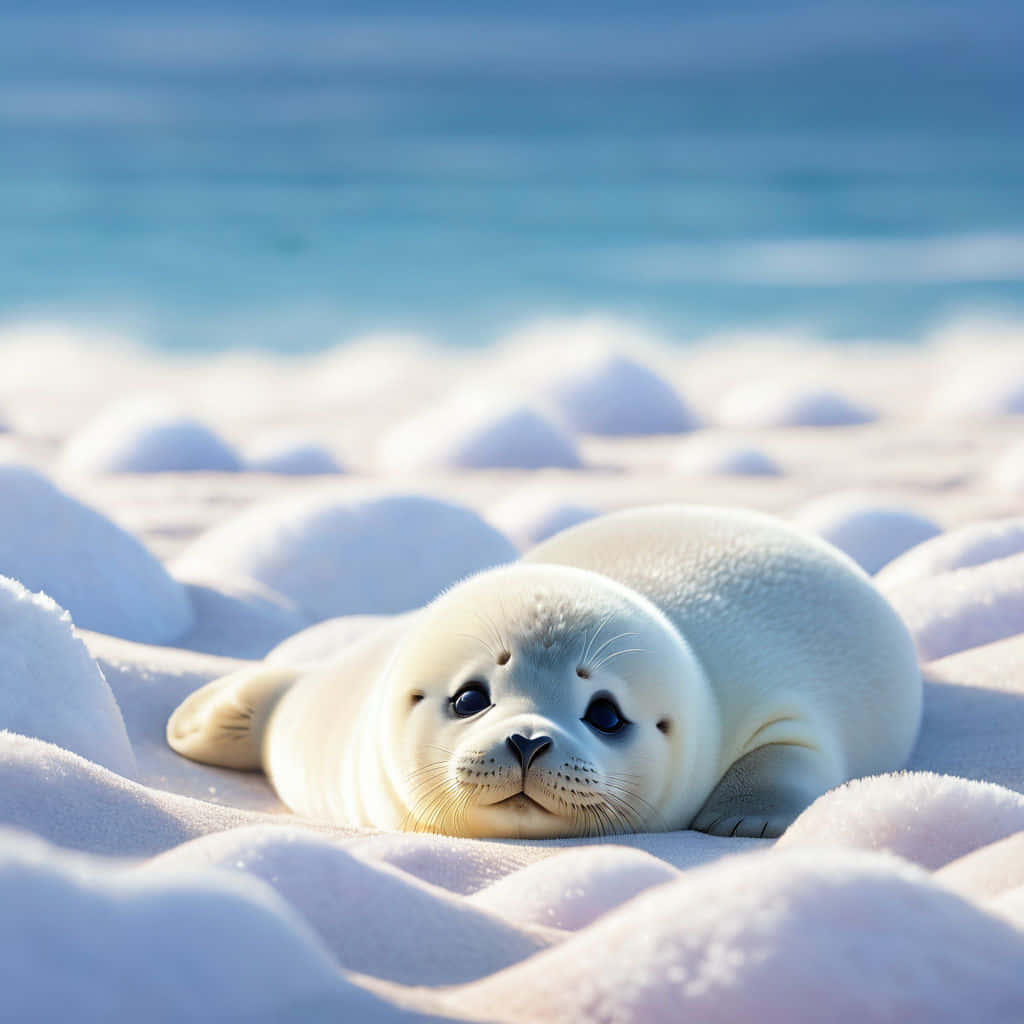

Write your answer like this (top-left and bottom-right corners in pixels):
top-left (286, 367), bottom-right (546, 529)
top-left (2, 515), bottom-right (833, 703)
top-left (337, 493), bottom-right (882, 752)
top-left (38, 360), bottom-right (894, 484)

top-left (591, 647), bottom-right (646, 672)
top-left (456, 632), bottom-right (497, 658)
top-left (602, 778), bottom-right (668, 830)
top-left (579, 611), bottom-right (616, 665)
top-left (420, 743), bottom-right (457, 758)
top-left (416, 780), bottom-right (461, 835)
top-left (587, 630), bottom-right (640, 664)
top-left (495, 597), bottom-right (513, 656)
top-left (401, 771), bottom-right (453, 831)
top-left (405, 770), bottom-right (453, 799)
top-left (472, 610), bottom-right (508, 662)
top-left (603, 790), bottom-right (649, 834)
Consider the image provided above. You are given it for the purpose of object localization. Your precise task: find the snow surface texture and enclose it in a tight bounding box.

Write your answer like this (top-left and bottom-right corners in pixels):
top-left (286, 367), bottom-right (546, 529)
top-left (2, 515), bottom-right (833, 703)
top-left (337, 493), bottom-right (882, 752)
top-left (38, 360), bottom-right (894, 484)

top-left (62, 398), bottom-right (243, 474)
top-left (876, 517), bottom-right (1024, 588)
top-left (883, 552), bottom-right (1024, 661)
top-left (0, 578), bottom-right (134, 777)
top-left (0, 461), bottom-right (193, 644)
top-left (2, 325), bottom-right (1024, 1022)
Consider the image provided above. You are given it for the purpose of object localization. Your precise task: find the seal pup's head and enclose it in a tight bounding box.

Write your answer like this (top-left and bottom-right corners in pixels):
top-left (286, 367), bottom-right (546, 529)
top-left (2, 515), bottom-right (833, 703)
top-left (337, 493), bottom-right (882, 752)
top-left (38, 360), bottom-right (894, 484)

top-left (382, 563), bottom-right (719, 838)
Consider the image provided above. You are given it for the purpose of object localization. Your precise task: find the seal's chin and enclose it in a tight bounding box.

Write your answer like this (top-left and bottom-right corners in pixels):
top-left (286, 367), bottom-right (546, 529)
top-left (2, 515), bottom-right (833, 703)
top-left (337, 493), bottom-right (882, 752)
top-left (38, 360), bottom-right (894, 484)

top-left (464, 788), bottom-right (573, 838)
top-left (490, 792), bottom-right (554, 815)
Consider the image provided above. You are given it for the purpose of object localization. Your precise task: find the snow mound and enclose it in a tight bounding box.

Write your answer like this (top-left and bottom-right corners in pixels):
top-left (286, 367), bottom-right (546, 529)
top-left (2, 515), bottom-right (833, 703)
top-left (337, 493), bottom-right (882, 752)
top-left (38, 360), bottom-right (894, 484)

top-left (172, 491), bottom-right (518, 621)
top-left (0, 462), bottom-right (193, 644)
top-left (544, 352), bottom-right (699, 436)
top-left (245, 435), bottom-right (344, 475)
top-left (794, 494), bottom-right (942, 575)
top-left (876, 517), bottom-right (1024, 590)
top-left (174, 574), bottom-right (309, 659)
top-left (378, 400), bottom-right (582, 471)
top-left (883, 552), bottom-right (1024, 660)
top-left (61, 398), bottom-right (243, 474)
top-left (671, 435), bottom-right (782, 477)
top-left (993, 885), bottom-right (1024, 929)
top-left (470, 846), bottom-right (679, 931)
top-left (453, 848), bottom-right (1024, 1024)
top-left (266, 613), bottom-right (402, 665)
top-left (0, 579), bottom-right (134, 777)
top-left (778, 773), bottom-right (1024, 871)
top-left (0, 733), bottom-right (280, 857)
top-left (718, 381), bottom-right (877, 428)
top-left (927, 346), bottom-right (1024, 420)
top-left (486, 490), bottom-right (599, 548)
top-left (150, 826), bottom-right (550, 985)
top-left (0, 829), bottom-right (423, 1024)
top-left (342, 832), bottom-right (547, 897)
top-left (936, 832), bottom-right (1024, 901)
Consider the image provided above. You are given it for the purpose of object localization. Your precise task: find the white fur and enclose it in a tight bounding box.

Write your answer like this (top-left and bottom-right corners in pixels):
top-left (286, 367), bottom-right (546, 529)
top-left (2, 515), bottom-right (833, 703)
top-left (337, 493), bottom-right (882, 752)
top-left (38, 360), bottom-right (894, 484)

top-left (525, 506), bottom-right (923, 784)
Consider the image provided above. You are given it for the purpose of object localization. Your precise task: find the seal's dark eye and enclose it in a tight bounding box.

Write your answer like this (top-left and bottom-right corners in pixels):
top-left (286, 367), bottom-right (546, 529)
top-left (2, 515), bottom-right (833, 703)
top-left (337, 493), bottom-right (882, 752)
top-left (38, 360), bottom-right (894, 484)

top-left (452, 683), bottom-right (490, 717)
top-left (583, 696), bottom-right (628, 735)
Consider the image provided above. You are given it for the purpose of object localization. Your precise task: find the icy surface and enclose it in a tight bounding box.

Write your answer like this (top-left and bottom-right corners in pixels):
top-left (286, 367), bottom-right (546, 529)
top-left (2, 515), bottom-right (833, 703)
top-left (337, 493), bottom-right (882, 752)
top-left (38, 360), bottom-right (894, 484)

top-left (3, 329), bottom-right (1024, 1023)
top-left (61, 399), bottom-right (243, 474)
top-left (172, 491), bottom-right (519, 621)
top-left (0, 462), bottom-right (193, 644)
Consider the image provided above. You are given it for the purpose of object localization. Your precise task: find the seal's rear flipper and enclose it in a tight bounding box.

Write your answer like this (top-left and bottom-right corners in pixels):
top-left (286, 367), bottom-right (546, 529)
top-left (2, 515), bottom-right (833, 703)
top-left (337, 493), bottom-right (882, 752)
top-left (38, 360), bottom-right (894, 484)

top-left (689, 743), bottom-right (838, 838)
top-left (166, 666), bottom-right (301, 770)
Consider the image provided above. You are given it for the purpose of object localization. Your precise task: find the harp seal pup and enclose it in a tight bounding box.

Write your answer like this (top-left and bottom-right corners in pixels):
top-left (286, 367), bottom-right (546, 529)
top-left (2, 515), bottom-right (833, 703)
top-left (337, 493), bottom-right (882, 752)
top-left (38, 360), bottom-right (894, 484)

top-left (167, 505), bottom-right (922, 839)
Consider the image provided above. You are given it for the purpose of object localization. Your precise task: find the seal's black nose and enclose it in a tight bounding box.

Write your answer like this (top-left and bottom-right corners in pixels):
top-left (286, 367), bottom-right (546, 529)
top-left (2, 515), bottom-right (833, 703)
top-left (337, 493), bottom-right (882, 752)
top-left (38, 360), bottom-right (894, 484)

top-left (506, 733), bottom-right (552, 771)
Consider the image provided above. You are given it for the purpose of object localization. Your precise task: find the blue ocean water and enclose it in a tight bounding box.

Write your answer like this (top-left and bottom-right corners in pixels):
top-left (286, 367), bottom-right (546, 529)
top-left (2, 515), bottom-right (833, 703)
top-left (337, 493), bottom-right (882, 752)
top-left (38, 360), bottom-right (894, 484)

top-left (1, 1), bottom-right (1022, 351)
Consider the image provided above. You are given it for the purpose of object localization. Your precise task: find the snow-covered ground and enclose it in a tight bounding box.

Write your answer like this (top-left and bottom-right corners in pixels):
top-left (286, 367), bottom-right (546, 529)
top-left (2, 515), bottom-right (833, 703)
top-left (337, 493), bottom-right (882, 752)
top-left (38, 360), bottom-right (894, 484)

top-left (2, 315), bottom-right (1024, 1022)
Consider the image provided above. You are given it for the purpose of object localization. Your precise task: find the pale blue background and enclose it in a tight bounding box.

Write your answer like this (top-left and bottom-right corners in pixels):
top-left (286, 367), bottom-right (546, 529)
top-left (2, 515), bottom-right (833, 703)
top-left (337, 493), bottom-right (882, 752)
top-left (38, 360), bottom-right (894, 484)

top-left (1, 1), bottom-right (1022, 350)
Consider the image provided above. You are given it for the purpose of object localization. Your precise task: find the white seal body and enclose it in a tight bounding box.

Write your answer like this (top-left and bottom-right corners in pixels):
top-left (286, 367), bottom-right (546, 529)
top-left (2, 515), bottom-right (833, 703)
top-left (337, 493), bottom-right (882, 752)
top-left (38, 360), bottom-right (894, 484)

top-left (168, 505), bottom-right (922, 838)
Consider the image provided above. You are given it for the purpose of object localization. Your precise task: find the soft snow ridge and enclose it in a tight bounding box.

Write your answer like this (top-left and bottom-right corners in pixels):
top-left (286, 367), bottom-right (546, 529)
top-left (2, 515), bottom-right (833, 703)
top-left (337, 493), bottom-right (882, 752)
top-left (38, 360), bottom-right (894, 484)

top-left (173, 490), bottom-right (518, 621)
top-left (0, 578), bottom-right (135, 777)
top-left (794, 494), bottom-right (942, 575)
top-left (61, 399), bottom-right (243, 474)
top-left (378, 400), bottom-right (583, 471)
top-left (545, 352), bottom-right (699, 435)
top-left (0, 462), bottom-right (193, 644)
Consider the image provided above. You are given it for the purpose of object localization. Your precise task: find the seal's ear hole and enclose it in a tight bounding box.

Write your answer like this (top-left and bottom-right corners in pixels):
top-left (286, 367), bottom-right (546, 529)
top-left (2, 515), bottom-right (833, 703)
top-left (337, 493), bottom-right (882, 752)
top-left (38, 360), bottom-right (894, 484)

top-left (409, 691), bottom-right (426, 706)
top-left (656, 718), bottom-right (671, 734)
top-left (576, 666), bottom-right (590, 679)
top-left (496, 650), bottom-right (511, 666)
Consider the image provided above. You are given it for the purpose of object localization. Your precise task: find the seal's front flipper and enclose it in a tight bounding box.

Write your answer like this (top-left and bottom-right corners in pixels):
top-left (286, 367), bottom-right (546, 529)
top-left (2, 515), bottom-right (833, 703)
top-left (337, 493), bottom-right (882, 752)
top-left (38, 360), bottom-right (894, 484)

top-left (689, 743), bottom-right (836, 838)
top-left (167, 666), bottom-right (300, 770)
